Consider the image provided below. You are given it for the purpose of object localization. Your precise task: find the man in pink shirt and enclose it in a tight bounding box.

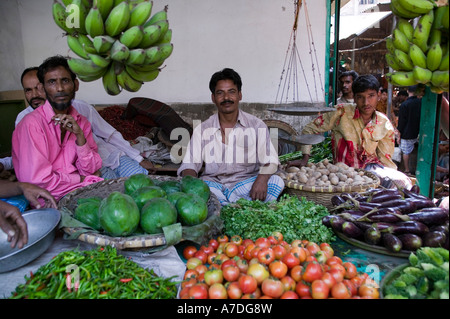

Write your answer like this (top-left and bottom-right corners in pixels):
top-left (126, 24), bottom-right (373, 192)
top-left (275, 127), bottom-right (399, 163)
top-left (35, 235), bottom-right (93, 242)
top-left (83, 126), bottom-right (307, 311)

top-left (12, 55), bottom-right (103, 202)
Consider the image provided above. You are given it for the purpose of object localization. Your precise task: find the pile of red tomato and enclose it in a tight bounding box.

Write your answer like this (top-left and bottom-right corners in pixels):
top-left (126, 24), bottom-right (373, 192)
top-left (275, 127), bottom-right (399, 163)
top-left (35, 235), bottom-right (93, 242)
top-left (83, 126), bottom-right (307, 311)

top-left (179, 232), bottom-right (380, 299)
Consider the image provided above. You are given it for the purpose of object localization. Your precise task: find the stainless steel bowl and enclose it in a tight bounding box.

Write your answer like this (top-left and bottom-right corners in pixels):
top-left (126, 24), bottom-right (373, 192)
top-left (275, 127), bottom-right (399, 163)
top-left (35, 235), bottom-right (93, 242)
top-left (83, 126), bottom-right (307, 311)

top-left (0, 208), bottom-right (61, 273)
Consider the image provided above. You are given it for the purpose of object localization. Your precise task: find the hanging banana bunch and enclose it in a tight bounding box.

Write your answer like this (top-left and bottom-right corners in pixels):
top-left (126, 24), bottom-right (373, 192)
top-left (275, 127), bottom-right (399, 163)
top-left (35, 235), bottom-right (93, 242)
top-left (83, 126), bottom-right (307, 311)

top-left (52, 0), bottom-right (173, 96)
top-left (386, 0), bottom-right (449, 93)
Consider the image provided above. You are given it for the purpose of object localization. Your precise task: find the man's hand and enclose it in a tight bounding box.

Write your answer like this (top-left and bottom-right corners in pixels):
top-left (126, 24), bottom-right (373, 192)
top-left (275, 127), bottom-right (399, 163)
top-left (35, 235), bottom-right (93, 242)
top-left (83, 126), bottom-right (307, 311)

top-left (0, 201), bottom-right (28, 249)
top-left (140, 159), bottom-right (157, 174)
top-left (250, 174), bottom-right (270, 201)
top-left (52, 114), bottom-right (86, 146)
top-left (286, 154), bottom-right (310, 169)
top-left (19, 182), bottom-right (57, 209)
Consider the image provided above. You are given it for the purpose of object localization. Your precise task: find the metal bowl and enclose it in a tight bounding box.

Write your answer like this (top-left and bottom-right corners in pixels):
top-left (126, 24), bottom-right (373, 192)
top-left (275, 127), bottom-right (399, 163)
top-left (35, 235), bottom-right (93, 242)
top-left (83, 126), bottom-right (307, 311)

top-left (0, 208), bottom-right (61, 273)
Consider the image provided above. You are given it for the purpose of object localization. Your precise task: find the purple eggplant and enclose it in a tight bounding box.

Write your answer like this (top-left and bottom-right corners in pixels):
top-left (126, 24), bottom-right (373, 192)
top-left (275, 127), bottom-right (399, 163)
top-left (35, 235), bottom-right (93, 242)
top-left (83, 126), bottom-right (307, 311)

top-left (379, 199), bottom-right (417, 214)
top-left (357, 202), bottom-right (382, 213)
top-left (398, 234), bottom-right (422, 251)
top-left (422, 231), bottom-right (447, 248)
top-left (331, 195), bottom-right (346, 207)
top-left (388, 221), bottom-right (430, 236)
top-left (330, 215), bottom-right (346, 232)
top-left (405, 197), bottom-right (436, 210)
top-left (410, 184), bottom-right (420, 194)
top-left (322, 215), bottom-right (334, 227)
top-left (354, 208), bottom-right (405, 223)
top-left (364, 227), bottom-right (381, 245)
top-left (407, 208), bottom-right (449, 226)
top-left (430, 224), bottom-right (449, 235)
top-left (341, 221), bottom-right (364, 238)
top-left (382, 233), bottom-right (403, 253)
top-left (369, 193), bottom-right (403, 203)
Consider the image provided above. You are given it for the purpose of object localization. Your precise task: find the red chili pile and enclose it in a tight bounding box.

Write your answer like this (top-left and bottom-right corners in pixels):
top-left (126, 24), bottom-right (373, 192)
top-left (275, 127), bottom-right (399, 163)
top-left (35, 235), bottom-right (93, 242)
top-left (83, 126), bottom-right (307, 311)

top-left (98, 105), bottom-right (150, 141)
top-left (180, 233), bottom-right (380, 299)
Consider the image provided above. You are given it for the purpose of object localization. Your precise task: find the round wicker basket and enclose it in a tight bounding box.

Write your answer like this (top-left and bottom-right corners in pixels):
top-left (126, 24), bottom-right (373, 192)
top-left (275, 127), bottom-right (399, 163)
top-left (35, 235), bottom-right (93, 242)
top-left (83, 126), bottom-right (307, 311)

top-left (284, 170), bottom-right (380, 210)
top-left (58, 176), bottom-right (221, 250)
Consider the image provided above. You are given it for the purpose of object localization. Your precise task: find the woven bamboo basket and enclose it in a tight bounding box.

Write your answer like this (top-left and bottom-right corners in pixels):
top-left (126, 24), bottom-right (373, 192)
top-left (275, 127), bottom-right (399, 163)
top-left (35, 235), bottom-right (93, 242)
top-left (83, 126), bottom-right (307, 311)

top-left (58, 176), bottom-right (221, 250)
top-left (284, 170), bottom-right (380, 210)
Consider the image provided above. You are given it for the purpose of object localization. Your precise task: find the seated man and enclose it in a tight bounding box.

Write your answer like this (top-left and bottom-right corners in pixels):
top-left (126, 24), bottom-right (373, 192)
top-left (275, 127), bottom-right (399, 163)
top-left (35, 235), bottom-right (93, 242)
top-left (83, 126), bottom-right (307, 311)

top-left (4, 67), bottom-right (154, 179)
top-left (288, 74), bottom-right (411, 189)
top-left (1, 180), bottom-right (57, 249)
top-left (178, 68), bottom-right (284, 206)
top-left (12, 55), bottom-right (103, 202)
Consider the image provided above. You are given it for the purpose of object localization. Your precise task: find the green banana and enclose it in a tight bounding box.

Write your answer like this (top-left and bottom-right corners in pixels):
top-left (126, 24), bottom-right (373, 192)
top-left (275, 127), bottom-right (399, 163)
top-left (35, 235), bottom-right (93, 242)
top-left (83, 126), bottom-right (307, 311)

top-left (431, 70), bottom-right (449, 88)
top-left (427, 43), bottom-right (443, 71)
top-left (153, 19), bottom-right (169, 39)
top-left (413, 66), bottom-right (433, 84)
top-left (139, 24), bottom-right (162, 48)
top-left (412, 9), bottom-right (434, 53)
top-left (144, 5), bottom-right (168, 27)
top-left (128, 0), bottom-right (153, 28)
top-left (116, 68), bottom-right (143, 92)
top-left (397, 0), bottom-right (435, 14)
top-left (110, 40), bottom-right (130, 62)
top-left (386, 71), bottom-right (417, 87)
top-left (393, 28), bottom-right (411, 53)
top-left (394, 49), bottom-right (414, 71)
top-left (97, 0), bottom-right (115, 21)
top-left (156, 43), bottom-right (173, 61)
top-left (77, 33), bottom-right (97, 54)
top-left (85, 5), bottom-right (105, 37)
top-left (119, 25), bottom-right (144, 49)
top-left (126, 65), bottom-right (160, 82)
top-left (93, 35), bottom-right (115, 53)
top-left (439, 48), bottom-right (449, 71)
top-left (52, 0), bottom-right (75, 34)
top-left (78, 70), bottom-right (107, 82)
top-left (62, 0), bottom-right (73, 6)
top-left (396, 18), bottom-right (414, 42)
top-left (67, 34), bottom-right (89, 59)
top-left (144, 46), bottom-right (160, 64)
top-left (432, 5), bottom-right (448, 30)
top-left (126, 49), bottom-right (147, 65)
top-left (129, 0), bottom-right (146, 10)
top-left (390, 0), bottom-right (422, 19)
top-left (81, 0), bottom-right (93, 9)
top-left (409, 44), bottom-right (428, 69)
top-left (154, 28), bottom-right (172, 45)
top-left (385, 37), bottom-right (395, 55)
top-left (114, 0), bottom-right (126, 5)
top-left (386, 53), bottom-right (403, 71)
top-left (428, 29), bottom-right (442, 46)
top-left (69, 0), bottom-right (88, 34)
top-left (88, 53), bottom-right (111, 68)
top-left (129, 60), bottom-right (163, 72)
top-left (67, 57), bottom-right (108, 77)
top-left (105, 1), bottom-right (131, 37)
top-left (102, 62), bottom-right (121, 95)
top-left (443, 6), bottom-right (449, 29)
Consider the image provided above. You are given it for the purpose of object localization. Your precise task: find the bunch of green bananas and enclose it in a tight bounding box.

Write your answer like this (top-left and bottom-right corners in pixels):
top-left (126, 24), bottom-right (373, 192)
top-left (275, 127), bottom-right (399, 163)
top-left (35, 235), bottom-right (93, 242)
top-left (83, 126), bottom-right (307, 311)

top-left (52, 0), bottom-right (173, 95)
top-left (386, 0), bottom-right (449, 93)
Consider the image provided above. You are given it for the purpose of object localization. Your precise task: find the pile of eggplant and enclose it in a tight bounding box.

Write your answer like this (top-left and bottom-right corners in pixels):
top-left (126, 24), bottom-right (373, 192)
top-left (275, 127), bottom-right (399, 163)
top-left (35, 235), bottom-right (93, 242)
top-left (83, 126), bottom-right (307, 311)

top-left (323, 185), bottom-right (449, 253)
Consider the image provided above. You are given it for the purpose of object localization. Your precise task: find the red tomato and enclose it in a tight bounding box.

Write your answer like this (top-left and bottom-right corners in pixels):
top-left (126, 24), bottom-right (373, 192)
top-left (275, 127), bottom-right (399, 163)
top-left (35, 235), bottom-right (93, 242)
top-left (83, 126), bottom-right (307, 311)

top-left (290, 246), bottom-right (307, 263)
top-left (280, 275), bottom-right (296, 291)
top-left (236, 258), bottom-right (249, 274)
top-left (272, 244), bottom-right (287, 260)
top-left (328, 268), bottom-right (344, 283)
top-left (209, 263), bottom-right (221, 271)
top-left (331, 282), bottom-right (352, 299)
top-left (282, 252), bottom-right (300, 269)
top-left (280, 291), bottom-right (299, 299)
top-left (302, 262), bottom-right (324, 283)
top-left (271, 231), bottom-right (283, 243)
top-left (200, 245), bottom-right (214, 255)
top-left (179, 286), bottom-right (190, 299)
top-left (343, 262), bottom-right (357, 279)
top-left (221, 259), bottom-right (237, 270)
top-left (184, 269), bottom-right (199, 280)
top-left (243, 243), bottom-right (256, 260)
top-left (291, 239), bottom-right (303, 248)
top-left (289, 265), bottom-right (304, 282)
top-left (343, 279), bottom-right (357, 296)
top-left (186, 257), bottom-right (203, 270)
top-left (311, 279), bottom-right (330, 299)
top-left (242, 238), bottom-right (254, 247)
top-left (315, 251), bottom-right (328, 264)
top-left (183, 245), bottom-right (198, 260)
top-left (181, 277), bottom-right (197, 289)
top-left (261, 278), bottom-right (284, 298)
top-left (267, 236), bottom-right (278, 245)
top-left (295, 280), bottom-right (311, 298)
top-left (230, 235), bottom-right (243, 246)
top-left (247, 263), bottom-right (269, 285)
top-left (250, 246), bottom-right (262, 260)
top-left (209, 283), bottom-right (228, 299)
top-left (224, 243), bottom-right (239, 258)
top-left (207, 253), bottom-right (218, 264)
top-left (258, 247), bottom-right (275, 265)
top-left (194, 250), bottom-right (208, 264)
top-left (238, 274), bottom-right (258, 294)
top-left (321, 271), bottom-right (337, 289)
top-left (306, 255), bottom-right (318, 262)
top-left (320, 244), bottom-right (334, 259)
top-left (319, 242), bottom-right (330, 250)
top-left (358, 284), bottom-right (379, 299)
top-left (225, 281), bottom-right (243, 299)
top-left (215, 253), bottom-right (230, 264)
top-left (208, 238), bottom-right (219, 251)
top-left (222, 265), bottom-right (240, 282)
top-left (329, 263), bottom-right (346, 277)
top-left (255, 237), bottom-right (271, 248)
top-left (269, 260), bottom-right (288, 279)
top-left (204, 269), bottom-right (223, 286)
top-left (194, 264), bottom-right (208, 276)
top-left (325, 256), bottom-right (343, 266)
top-left (188, 283), bottom-right (208, 299)
top-left (351, 274), bottom-right (368, 289)
top-left (306, 242), bottom-right (321, 256)
top-left (217, 234), bottom-right (229, 243)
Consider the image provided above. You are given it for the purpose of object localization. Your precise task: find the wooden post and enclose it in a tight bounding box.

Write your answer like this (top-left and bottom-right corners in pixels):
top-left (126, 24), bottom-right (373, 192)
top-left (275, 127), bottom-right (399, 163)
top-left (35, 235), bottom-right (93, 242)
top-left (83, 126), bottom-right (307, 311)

top-left (416, 87), bottom-right (442, 198)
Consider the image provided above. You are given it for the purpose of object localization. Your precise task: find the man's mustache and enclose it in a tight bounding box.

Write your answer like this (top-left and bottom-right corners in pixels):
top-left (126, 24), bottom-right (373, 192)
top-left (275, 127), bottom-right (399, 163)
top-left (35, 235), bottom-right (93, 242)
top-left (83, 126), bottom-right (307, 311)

top-left (221, 100), bottom-right (234, 105)
top-left (30, 97), bottom-right (45, 103)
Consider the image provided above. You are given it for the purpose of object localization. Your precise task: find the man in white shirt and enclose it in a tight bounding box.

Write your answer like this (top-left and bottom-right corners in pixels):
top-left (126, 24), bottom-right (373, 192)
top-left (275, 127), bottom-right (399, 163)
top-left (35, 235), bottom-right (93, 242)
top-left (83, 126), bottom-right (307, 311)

top-left (2, 67), bottom-right (155, 179)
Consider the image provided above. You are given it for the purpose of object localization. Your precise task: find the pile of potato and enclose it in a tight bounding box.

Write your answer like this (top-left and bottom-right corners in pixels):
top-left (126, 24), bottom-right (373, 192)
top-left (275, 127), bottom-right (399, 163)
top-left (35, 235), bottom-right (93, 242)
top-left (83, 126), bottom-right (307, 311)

top-left (278, 159), bottom-right (377, 188)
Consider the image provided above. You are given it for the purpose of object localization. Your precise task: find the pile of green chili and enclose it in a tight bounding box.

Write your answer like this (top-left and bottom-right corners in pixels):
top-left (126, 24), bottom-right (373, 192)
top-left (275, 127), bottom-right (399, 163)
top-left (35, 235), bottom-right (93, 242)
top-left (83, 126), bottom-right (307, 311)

top-left (9, 246), bottom-right (178, 299)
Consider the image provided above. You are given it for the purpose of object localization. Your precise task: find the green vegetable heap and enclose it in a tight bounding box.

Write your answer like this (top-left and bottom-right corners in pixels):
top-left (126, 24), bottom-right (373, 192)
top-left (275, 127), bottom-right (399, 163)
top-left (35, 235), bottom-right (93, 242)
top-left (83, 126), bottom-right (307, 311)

top-left (220, 194), bottom-right (336, 244)
top-left (384, 247), bottom-right (449, 299)
top-left (279, 137), bottom-right (333, 164)
top-left (10, 246), bottom-right (178, 299)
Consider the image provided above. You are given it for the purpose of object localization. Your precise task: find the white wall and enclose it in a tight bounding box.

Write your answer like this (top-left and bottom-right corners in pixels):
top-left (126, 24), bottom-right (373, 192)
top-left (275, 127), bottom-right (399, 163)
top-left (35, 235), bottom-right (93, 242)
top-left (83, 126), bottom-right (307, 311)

top-left (0, 0), bottom-right (328, 105)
